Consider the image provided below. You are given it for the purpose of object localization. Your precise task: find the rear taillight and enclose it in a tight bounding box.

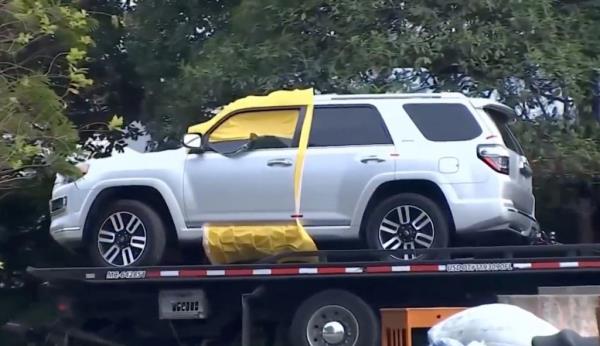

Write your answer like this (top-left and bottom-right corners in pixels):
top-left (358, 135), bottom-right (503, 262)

top-left (477, 144), bottom-right (510, 175)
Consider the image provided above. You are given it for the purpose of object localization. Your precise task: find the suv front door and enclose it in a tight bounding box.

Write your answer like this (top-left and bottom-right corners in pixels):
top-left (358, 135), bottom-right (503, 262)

top-left (183, 108), bottom-right (302, 227)
top-left (299, 105), bottom-right (396, 233)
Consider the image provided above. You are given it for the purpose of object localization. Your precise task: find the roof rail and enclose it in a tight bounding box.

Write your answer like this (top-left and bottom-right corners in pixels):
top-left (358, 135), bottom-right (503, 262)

top-left (325, 92), bottom-right (467, 101)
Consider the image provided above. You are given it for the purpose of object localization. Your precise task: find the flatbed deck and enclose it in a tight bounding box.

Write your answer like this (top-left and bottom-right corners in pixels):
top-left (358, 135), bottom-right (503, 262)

top-left (16, 244), bottom-right (600, 346)
top-left (27, 244), bottom-right (600, 284)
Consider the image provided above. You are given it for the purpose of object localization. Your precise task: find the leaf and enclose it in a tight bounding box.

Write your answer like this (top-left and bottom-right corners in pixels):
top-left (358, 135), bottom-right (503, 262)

top-left (66, 48), bottom-right (86, 64)
top-left (108, 115), bottom-right (124, 130)
top-left (79, 35), bottom-right (93, 45)
top-left (15, 32), bottom-right (33, 44)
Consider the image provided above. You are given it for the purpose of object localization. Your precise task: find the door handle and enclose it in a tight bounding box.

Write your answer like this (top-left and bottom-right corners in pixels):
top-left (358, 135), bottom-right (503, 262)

top-left (267, 158), bottom-right (293, 167)
top-left (360, 155), bottom-right (386, 164)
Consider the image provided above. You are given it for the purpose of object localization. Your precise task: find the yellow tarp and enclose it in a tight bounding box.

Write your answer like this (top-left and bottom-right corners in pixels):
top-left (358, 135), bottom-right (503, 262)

top-left (194, 88), bottom-right (318, 264)
top-left (208, 109), bottom-right (299, 143)
top-left (202, 224), bottom-right (316, 264)
top-left (188, 89), bottom-right (313, 135)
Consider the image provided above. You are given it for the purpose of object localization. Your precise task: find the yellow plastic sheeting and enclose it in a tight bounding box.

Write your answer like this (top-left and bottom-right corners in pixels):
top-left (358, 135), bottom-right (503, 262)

top-left (208, 109), bottom-right (299, 143)
top-left (202, 224), bottom-right (317, 264)
top-left (187, 88), bottom-right (314, 135)
top-left (194, 88), bottom-right (318, 265)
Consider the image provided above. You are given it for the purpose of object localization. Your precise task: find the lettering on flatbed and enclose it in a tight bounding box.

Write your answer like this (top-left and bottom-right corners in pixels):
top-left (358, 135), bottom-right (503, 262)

top-left (172, 301), bottom-right (200, 312)
top-left (446, 263), bottom-right (513, 272)
top-left (106, 270), bottom-right (146, 279)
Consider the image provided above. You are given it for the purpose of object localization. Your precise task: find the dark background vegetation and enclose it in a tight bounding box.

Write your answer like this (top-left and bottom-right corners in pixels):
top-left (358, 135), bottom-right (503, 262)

top-left (3, 0), bottom-right (600, 341)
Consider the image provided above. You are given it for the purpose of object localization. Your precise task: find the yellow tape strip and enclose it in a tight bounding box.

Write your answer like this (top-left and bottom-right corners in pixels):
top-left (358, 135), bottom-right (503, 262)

top-left (293, 97), bottom-right (314, 221)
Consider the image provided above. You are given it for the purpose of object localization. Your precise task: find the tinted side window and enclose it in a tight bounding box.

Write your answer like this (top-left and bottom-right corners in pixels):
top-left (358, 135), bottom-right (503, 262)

top-left (403, 103), bottom-right (482, 141)
top-left (308, 106), bottom-right (393, 147)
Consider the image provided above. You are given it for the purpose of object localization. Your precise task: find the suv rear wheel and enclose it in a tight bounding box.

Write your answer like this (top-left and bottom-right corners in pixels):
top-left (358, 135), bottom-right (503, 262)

top-left (365, 193), bottom-right (449, 259)
top-left (88, 199), bottom-right (166, 267)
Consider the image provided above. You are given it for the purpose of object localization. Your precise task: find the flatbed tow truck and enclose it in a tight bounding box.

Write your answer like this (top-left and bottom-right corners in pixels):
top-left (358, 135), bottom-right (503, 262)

top-left (5, 244), bottom-right (600, 346)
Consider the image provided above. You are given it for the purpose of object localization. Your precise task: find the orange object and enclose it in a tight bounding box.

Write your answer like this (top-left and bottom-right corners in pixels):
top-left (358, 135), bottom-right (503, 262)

top-left (380, 307), bottom-right (465, 346)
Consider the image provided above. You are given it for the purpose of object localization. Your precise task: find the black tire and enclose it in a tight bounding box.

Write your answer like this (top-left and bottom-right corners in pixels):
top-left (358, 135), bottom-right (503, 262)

top-left (289, 289), bottom-right (379, 346)
top-left (88, 199), bottom-right (166, 267)
top-left (365, 193), bottom-right (450, 260)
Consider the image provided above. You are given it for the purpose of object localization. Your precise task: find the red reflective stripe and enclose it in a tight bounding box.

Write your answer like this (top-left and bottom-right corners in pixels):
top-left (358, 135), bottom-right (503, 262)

top-left (147, 271), bottom-right (161, 278)
top-left (271, 268), bottom-right (301, 275)
top-left (124, 258), bottom-right (600, 281)
top-left (318, 267), bottom-right (346, 274)
top-left (410, 265), bottom-right (440, 272)
top-left (578, 261), bottom-right (600, 268)
top-left (180, 269), bottom-right (207, 277)
top-left (366, 266), bottom-right (392, 273)
top-left (271, 268), bottom-right (300, 275)
top-left (531, 262), bottom-right (560, 269)
top-left (225, 269), bottom-right (254, 276)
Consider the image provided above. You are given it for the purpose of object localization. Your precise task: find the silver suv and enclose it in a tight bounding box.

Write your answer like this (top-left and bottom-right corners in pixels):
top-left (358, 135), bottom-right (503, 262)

top-left (49, 92), bottom-right (537, 267)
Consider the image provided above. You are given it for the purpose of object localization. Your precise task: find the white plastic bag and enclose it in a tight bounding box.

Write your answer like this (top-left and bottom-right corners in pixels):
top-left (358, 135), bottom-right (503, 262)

top-left (428, 304), bottom-right (559, 346)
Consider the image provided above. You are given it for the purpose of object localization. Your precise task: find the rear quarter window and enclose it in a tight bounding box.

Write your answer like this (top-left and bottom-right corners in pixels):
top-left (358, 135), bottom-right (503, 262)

top-left (308, 105), bottom-right (393, 147)
top-left (403, 103), bottom-right (482, 141)
top-left (485, 109), bottom-right (525, 155)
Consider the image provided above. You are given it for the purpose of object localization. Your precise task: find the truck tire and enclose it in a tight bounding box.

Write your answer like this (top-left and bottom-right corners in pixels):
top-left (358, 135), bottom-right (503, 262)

top-left (88, 199), bottom-right (166, 267)
top-left (366, 193), bottom-right (449, 260)
top-left (289, 289), bottom-right (379, 346)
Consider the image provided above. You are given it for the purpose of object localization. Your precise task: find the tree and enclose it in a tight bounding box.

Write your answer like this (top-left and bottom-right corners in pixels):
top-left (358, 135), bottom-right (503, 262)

top-left (0, 0), bottom-right (95, 194)
top-left (0, 0), bottom-right (99, 337)
top-left (124, 0), bottom-right (240, 139)
top-left (139, 0), bottom-right (595, 135)
top-left (70, 0), bottom-right (146, 157)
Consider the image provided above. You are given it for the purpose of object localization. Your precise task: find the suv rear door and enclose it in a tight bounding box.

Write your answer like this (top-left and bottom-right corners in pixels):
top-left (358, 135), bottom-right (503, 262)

top-left (299, 104), bottom-right (396, 232)
top-left (477, 105), bottom-right (535, 216)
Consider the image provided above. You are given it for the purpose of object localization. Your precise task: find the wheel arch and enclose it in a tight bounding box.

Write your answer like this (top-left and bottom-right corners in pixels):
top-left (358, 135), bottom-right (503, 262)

top-left (358, 179), bottom-right (456, 241)
top-left (82, 186), bottom-right (178, 246)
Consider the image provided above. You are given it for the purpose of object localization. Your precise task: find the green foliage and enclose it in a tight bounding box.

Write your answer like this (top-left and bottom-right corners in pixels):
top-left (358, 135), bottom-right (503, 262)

top-left (0, 0), bottom-right (96, 192)
top-left (0, 3), bottom-right (98, 321)
top-left (515, 121), bottom-right (600, 178)
top-left (135, 0), bottom-right (598, 137)
top-left (68, 0), bottom-right (144, 128)
top-left (125, 0), bottom-right (239, 137)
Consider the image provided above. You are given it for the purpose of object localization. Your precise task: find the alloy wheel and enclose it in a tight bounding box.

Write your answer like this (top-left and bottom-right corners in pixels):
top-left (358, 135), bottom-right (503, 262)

top-left (378, 205), bottom-right (435, 259)
top-left (97, 211), bottom-right (147, 266)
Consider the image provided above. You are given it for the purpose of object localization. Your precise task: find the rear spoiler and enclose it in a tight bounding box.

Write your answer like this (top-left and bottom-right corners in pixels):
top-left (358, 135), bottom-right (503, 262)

top-left (469, 98), bottom-right (517, 123)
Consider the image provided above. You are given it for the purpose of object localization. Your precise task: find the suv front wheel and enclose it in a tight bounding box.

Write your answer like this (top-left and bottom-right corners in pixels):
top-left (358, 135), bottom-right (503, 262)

top-left (365, 193), bottom-right (449, 260)
top-left (88, 199), bottom-right (166, 267)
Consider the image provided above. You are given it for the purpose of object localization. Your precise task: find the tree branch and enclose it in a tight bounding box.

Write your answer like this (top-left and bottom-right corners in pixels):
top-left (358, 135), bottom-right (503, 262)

top-left (0, 164), bottom-right (50, 177)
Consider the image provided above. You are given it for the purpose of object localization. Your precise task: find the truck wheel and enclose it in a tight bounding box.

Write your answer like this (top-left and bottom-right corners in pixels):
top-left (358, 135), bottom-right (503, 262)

top-left (289, 289), bottom-right (379, 346)
top-left (366, 193), bottom-right (449, 260)
top-left (88, 199), bottom-right (166, 267)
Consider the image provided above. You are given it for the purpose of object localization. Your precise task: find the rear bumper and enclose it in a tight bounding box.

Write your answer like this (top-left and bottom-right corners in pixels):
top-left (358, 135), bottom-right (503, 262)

top-left (451, 198), bottom-right (537, 238)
